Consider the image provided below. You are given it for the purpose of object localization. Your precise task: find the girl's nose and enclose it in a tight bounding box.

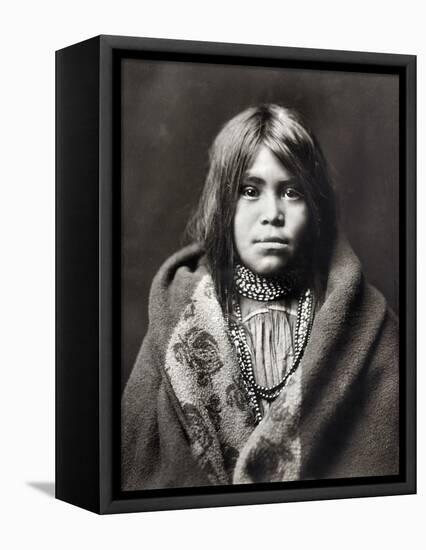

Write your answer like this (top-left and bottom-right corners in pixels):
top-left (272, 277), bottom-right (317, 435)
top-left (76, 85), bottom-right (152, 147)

top-left (260, 195), bottom-right (285, 226)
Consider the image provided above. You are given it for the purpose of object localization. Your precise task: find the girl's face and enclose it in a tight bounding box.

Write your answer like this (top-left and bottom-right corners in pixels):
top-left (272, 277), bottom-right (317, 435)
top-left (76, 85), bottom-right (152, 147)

top-left (233, 145), bottom-right (309, 277)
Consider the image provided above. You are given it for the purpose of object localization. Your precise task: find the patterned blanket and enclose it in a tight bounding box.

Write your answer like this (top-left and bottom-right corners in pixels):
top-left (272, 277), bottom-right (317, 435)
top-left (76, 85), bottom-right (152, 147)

top-left (121, 235), bottom-right (399, 490)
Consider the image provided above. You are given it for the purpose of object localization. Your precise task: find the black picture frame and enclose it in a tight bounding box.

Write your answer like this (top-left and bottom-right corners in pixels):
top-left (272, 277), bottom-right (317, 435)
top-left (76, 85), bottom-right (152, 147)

top-left (56, 34), bottom-right (416, 514)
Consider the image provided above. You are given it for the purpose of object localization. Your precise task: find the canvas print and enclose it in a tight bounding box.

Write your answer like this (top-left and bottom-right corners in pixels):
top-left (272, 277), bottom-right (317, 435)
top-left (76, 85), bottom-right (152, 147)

top-left (119, 58), bottom-right (399, 491)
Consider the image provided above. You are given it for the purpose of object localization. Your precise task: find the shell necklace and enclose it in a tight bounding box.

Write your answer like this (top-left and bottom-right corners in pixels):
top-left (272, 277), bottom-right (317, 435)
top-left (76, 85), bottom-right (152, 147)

top-left (229, 265), bottom-right (313, 424)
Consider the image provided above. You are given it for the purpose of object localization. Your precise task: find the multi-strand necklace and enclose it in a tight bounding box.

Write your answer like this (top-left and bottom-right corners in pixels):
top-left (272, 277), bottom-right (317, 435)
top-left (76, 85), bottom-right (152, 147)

top-left (229, 265), bottom-right (314, 424)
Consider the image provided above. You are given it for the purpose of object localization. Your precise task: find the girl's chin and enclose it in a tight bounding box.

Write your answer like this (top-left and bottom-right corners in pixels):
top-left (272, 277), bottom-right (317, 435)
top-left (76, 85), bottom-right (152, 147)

top-left (245, 257), bottom-right (290, 277)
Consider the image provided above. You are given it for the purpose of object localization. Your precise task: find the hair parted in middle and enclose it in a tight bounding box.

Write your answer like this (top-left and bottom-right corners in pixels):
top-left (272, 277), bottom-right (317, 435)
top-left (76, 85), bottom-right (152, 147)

top-left (186, 103), bottom-right (337, 316)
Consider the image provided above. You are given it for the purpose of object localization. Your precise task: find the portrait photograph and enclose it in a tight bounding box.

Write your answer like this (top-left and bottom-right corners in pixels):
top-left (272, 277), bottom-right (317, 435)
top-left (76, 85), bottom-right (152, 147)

top-left (119, 53), bottom-right (401, 492)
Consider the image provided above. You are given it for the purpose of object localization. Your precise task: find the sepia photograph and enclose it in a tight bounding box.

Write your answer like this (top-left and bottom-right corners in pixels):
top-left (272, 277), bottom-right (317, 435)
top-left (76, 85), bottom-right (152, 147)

top-left (119, 56), bottom-right (400, 491)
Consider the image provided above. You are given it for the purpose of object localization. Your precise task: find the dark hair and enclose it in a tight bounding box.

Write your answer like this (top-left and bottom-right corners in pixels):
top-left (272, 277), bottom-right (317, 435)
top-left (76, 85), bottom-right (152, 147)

top-left (186, 104), bottom-right (336, 315)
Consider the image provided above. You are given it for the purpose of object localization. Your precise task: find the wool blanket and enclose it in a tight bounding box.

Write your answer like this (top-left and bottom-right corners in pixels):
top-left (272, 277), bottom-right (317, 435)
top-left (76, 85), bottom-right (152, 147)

top-left (121, 236), bottom-right (399, 490)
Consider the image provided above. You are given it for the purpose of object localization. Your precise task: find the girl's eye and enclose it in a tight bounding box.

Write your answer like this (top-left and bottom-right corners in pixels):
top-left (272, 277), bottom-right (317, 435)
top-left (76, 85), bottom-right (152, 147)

top-left (284, 187), bottom-right (303, 200)
top-left (241, 186), bottom-right (259, 199)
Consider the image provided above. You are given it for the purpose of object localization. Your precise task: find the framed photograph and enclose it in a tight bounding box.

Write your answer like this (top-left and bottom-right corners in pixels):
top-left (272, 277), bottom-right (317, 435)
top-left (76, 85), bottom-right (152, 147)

top-left (56, 35), bottom-right (416, 514)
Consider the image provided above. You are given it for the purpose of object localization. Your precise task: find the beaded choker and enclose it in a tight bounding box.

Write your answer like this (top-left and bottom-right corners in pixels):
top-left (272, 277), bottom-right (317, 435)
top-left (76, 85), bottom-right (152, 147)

top-left (234, 263), bottom-right (294, 301)
top-left (229, 288), bottom-right (313, 424)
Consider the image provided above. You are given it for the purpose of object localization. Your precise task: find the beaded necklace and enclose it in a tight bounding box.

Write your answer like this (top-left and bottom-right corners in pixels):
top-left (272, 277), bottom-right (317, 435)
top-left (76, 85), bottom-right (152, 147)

top-left (229, 272), bottom-right (314, 424)
top-left (234, 263), bottom-right (294, 301)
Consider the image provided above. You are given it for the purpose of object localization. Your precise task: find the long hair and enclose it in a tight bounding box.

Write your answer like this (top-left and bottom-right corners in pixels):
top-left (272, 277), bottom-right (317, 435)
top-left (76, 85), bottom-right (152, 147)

top-left (185, 104), bottom-right (337, 316)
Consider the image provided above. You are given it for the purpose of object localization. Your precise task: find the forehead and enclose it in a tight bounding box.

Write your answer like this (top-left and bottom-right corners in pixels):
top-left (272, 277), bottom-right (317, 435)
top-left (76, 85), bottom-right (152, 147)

top-left (245, 145), bottom-right (293, 182)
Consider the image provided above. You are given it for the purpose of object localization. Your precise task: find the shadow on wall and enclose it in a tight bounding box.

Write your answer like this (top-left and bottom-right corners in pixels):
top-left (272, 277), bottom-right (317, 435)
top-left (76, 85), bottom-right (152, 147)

top-left (27, 481), bottom-right (55, 498)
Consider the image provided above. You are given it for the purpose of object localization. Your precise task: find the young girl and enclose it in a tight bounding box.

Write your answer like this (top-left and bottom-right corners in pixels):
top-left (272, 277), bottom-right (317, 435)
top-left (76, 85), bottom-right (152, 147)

top-left (122, 104), bottom-right (399, 490)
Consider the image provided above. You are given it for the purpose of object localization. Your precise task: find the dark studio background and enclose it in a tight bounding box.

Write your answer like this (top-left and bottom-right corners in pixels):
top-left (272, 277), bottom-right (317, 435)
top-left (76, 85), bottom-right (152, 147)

top-left (121, 58), bottom-right (399, 391)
